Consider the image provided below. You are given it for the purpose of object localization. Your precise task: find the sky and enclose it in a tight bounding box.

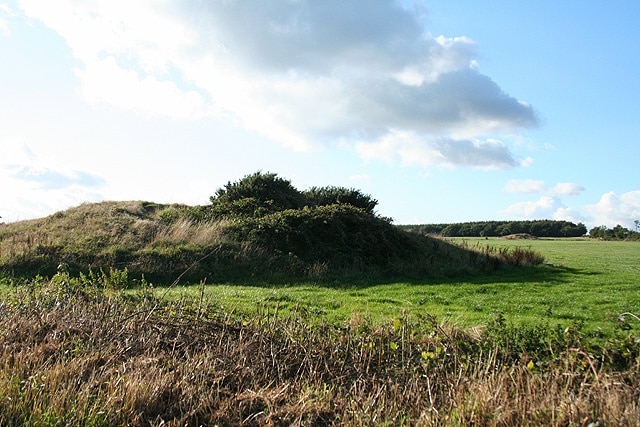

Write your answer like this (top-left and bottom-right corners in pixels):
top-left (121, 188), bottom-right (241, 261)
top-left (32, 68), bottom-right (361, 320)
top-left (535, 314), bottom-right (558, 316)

top-left (1, 1), bottom-right (639, 230)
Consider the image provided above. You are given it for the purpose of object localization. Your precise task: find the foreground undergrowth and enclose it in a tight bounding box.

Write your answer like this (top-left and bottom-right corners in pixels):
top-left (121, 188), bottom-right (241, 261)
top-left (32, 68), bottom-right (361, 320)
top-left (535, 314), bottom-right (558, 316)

top-left (0, 271), bottom-right (638, 426)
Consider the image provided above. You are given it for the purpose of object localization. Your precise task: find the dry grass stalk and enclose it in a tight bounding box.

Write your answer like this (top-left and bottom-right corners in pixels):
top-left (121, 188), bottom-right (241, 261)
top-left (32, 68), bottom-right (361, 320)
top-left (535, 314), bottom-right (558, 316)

top-left (151, 218), bottom-right (228, 247)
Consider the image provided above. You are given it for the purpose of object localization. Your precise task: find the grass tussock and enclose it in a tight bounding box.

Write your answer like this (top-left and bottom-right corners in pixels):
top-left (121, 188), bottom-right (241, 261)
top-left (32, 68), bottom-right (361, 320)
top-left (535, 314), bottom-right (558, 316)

top-left (150, 218), bottom-right (229, 247)
top-left (0, 272), bottom-right (638, 426)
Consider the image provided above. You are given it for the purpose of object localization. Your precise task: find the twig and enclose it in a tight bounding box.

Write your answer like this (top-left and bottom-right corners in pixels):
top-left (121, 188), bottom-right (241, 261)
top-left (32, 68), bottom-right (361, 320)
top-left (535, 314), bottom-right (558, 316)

top-left (619, 312), bottom-right (640, 322)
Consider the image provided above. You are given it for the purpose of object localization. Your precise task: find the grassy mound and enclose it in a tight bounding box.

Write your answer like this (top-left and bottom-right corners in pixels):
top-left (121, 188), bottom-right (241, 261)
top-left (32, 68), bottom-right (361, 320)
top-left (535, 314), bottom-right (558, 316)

top-left (0, 172), bottom-right (544, 284)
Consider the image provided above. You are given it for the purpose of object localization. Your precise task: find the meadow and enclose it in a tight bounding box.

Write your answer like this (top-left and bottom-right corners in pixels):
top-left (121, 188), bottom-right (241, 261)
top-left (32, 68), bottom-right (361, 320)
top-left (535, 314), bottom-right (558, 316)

top-left (0, 187), bottom-right (638, 425)
top-left (164, 238), bottom-right (640, 338)
top-left (0, 237), bottom-right (638, 425)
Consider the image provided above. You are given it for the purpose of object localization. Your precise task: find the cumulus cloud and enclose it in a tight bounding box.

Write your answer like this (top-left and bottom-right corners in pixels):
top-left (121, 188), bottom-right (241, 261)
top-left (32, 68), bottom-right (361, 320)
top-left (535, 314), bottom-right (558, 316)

top-left (504, 179), bottom-right (584, 196)
top-left (504, 179), bottom-right (546, 194)
top-left (10, 166), bottom-right (104, 190)
top-left (0, 143), bottom-right (105, 222)
top-left (500, 196), bottom-right (585, 223)
top-left (2, 143), bottom-right (104, 190)
top-left (552, 207), bottom-right (586, 225)
top-left (502, 179), bottom-right (587, 223)
top-left (18, 0), bottom-right (538, 168)
top-left (586, 190), bottom-right (640, 229)
top-left (356, 131), bottom-right (521, 170)
top-left (501, 181), bottom-right (640, 229)
top-left (0, 3), bottom-right (17, 35)
top-left (501, 196), bottom-right (562, 218)
top-left (77, 56), bottom-right (209, 120)
top-left (551, 182), bottom-right (585, 196)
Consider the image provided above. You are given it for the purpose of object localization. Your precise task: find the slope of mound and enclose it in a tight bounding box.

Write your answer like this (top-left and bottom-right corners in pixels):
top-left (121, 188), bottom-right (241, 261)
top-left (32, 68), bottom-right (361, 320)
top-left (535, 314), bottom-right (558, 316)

top-left (0, 203), bottom-right (473, 283)
top-left (0, 201), bottom-right (185, 256)
top-left (1, 172), bottom-right (539, 283)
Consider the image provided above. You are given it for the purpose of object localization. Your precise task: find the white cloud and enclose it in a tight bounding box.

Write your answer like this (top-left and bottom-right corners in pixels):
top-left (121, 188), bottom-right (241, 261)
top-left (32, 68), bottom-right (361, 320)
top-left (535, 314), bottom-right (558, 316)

top-left (78, 56), bottom-right (208, 119)
top-left (586, 190), bottom-right (640, 229)
top-left (504, 179), bottom-right (584, 196)
top-left (552, 207), bottom-right (585, 224)
top-left (500, 195), bottom-right (585, 222)
top-left (0, 143), bottom-right (105, 222)
top-left (501, 186), bottom-right (640, 228)
top-left (9, 166), bottom-right (104, 190)
top-left (501, 179), bottom-right (587, 224)
top-left (18, 0), bottom-right (194, 71)
top-left (395, 35), bottom-right (477, 85)
top-left (0, 3), bottom-right (17, 35)
top-left (0, 179), bottom-right (103, 223)
top-left (356, 131), bottom-right (520, 170)
top-left (17, 0), bottom-right (538, 166)
top-left (504, 179), bottom-right (546, 194)
top-left (550, 182), bottom-right (585, 196)
top-left (501, 196), bottom-right (562, 218)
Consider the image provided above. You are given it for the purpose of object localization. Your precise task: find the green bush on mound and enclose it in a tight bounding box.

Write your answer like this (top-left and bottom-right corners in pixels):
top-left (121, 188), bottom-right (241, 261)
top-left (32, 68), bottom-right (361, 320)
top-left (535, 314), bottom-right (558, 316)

top-left (228, 204), bottom-right (414, 265)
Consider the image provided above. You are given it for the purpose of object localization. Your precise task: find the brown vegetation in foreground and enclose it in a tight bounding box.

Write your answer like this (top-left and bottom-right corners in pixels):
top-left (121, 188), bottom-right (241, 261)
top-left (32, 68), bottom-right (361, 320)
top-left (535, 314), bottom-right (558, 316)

top-left (0, 274), bottom-right (638, 426)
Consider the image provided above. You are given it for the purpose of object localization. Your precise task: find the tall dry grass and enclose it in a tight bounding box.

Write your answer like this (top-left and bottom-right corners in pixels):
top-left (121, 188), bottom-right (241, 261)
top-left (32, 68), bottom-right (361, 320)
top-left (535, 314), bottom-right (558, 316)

top-left (150, 218), bottom-right (229, 247)
top-left (456, 239), bottom-right (546, 268)
top-left (0, 273), bottom-right (638, 426)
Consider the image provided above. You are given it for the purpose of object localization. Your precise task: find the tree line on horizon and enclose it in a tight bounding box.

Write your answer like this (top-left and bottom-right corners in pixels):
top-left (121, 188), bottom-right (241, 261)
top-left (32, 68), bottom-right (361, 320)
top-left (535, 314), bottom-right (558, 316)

top-left (399, 220), bottom-right (588, 238)
top-left (588, 223), bottom-right (640, 241)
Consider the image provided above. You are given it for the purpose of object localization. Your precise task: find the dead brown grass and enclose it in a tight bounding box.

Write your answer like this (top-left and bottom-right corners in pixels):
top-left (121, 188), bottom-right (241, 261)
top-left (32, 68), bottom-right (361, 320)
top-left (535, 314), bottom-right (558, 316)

top-left (150, 218), bottom-right (228, 247)
top-left (0, 276), bottom-right (638, 426)
top-left (0, 201), bottom-right (166, 263)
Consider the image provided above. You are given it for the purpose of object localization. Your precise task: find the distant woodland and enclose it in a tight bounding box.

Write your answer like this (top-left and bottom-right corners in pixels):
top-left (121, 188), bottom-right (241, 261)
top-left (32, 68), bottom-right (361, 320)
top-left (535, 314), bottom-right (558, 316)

top-left (399, 220), bottom-right (587, 238)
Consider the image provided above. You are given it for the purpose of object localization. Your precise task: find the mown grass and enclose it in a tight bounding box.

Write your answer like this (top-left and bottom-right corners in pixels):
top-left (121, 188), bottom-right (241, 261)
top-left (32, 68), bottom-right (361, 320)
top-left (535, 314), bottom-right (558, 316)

top-left (0, 271), bottom-right (638, 426)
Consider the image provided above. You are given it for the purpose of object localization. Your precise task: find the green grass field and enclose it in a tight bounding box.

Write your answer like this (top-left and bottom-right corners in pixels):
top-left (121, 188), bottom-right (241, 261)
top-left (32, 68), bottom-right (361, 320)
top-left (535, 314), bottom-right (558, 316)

top-left (160, 238), bottom-right (639, 338)
top-left (1, 237), bottom-right (638, 425)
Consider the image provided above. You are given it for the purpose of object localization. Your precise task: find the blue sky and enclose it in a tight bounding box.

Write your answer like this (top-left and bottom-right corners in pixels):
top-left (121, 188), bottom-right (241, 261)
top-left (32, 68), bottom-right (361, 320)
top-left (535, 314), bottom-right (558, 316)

top-left (1, 1), bottom-right (639, 230)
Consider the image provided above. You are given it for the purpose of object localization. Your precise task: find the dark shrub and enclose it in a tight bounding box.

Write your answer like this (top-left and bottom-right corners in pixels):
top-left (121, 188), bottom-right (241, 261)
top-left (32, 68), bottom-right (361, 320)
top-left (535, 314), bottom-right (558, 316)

top-left (209, 171), bottom-right (305, 218)
top-left (303, 186), bottom-right (378, 214)
top-left (229, 204), bottom-right (414, 268)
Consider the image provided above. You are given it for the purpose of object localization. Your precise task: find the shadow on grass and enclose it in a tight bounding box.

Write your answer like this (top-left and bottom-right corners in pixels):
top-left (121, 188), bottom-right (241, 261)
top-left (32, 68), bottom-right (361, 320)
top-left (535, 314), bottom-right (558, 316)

top-left (132, 263), bottom-right (594, 291)
top-left (4, 257), bottom-right (599, 291)
top-left (301, 264), bottom-right (594, 289)
top-left (2, 233), bottom-right (601, 290)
